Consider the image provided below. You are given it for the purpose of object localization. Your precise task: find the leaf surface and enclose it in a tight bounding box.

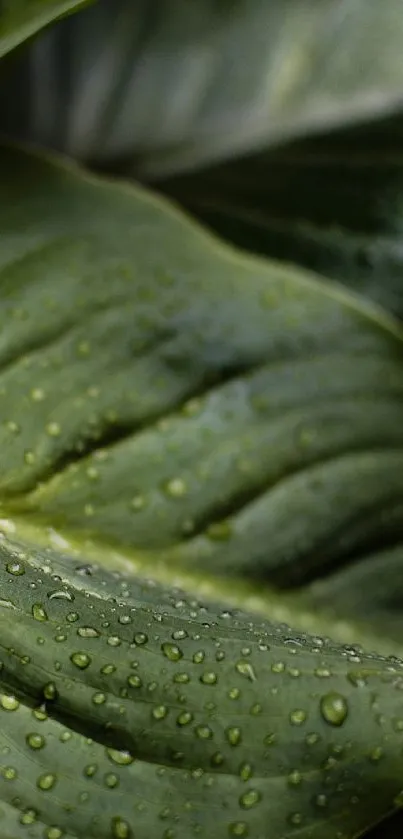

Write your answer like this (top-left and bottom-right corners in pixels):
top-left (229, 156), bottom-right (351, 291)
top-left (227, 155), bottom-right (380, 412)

top-left (0, 530), bottom-right (401, 838)
top-left (0, 145), bottom-right (403, 648)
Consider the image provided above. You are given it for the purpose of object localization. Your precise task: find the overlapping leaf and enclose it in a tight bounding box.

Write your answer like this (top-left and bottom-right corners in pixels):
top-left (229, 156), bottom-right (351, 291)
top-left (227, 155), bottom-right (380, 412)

top-left (157, 115), bottom-right (403, 319)
top-left (2, 0), bottom-right (403, 173)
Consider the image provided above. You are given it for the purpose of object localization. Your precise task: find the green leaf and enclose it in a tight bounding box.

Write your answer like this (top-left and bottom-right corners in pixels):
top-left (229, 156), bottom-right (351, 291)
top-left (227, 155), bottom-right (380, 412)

top-left (0, 0), bottom-right (92, 58)
top-left (157, 115), bottom-right (403, 319)
top-left (2, 0), bottom-right (403, 173)
top-left (1, 144), bottom-right (403, 652)
top-left (0, 528), bottom-right (402, 838)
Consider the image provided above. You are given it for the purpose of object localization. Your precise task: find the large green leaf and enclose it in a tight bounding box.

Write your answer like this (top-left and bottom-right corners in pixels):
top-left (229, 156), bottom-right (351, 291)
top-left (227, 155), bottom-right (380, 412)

top-left (156, 115), bottom-right (403, 319)
top-left (2, 0), bottom-right (403, 173)
top-left (1, 144), bottom-right (403, 653)
top-left (0, 0), bottom-right (92, 58)
top-left (0, 529), bottom-right (402, 838)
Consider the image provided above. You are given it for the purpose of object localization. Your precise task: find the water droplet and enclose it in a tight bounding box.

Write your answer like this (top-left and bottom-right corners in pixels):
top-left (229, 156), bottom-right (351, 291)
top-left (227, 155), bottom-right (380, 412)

top-left (195, 725), bottom-right (213, 740)
top-left (164, 478), bottom-right (187, 498)
top-left (127, 674), bottom-right (142, 689)
top-left (133, 632), bottom-right (148, 646)
top-left (239, 789), bottom-right (260, 809)
top-left (77, 626), bottom-right (100, 638)
top-left (32, 603), bottom-right (48, 622)
top-left (112, 818), bottom-right (131, 839)
top-left (320, 692), bottom-right (348, 727)
top-left (0, 694), bottom-right (19, 711)
top-left (176, 710), bottom-right (194, 728)
top-left (200, 671), bottom-right (218, 685)
top-left (2, 766), bottom-right (17, 780)
top-left (107, 749), bottom-right (134, 766)
top-left (288, 770), bottom-right (302, 786)
top-left (101, 663), bottom-right (116, 675)
top-left (45, 828), bottom-right (63, 839)
top-left (239, 763), bottom-right (253, 782)
top-left (43, 683), bottom-right (57, 701)
top-left (84, 764), bottom-right (98, 777)
top-left (24, 449), bottom-right (36, 465)
top-left (37, 773), bottom-right (56, 791)
top-left (130, 495), bottom-right (147, 511)
top-left (315, 794), bottom-right (328, 808)
top-left (228, 687), bottom-right (240, 700)
top-left (92, 692), bottom-right (106, 705)
top-left (228, 822), bottom-right (249, 836)
top-left (70, 652), bottom-right (92, 670)
top-left (235, 660), bottom-right (256, 682)
top-left (20, 809), bottom-right (37, 825)
top-left (290, 709), bottom-right (307, 726)
top-left (161, 642), bottom-right (183, 662)
top-left (48, 590), bottom-right (74, 602)
top-left (30, 388), bottom-right (45, 402)
top-left (108, 635), bottom-right (121, 647)
top-left (46, 422), bottom-right (61, 437)
top-left (152, 705), bottom-right (168, 720)
top-left (66, 612), bottom-right (79, 623)
top-left (193, 650), bottom-right (205, 664)
top-left (226, 727), bottom-right (242, 746)
top-left (6, 561), bottom-right (25, 576)
top-left (26, 733), bottom-right (45, 750)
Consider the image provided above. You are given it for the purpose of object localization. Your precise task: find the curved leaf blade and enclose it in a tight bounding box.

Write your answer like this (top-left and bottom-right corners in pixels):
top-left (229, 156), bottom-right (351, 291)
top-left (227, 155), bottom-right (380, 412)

top-left (0, 531), bottom-right (402, 837)
top-left (0, 0), bottom-right (92, 58)
top-left (1, 145), bottom-right (403, 645)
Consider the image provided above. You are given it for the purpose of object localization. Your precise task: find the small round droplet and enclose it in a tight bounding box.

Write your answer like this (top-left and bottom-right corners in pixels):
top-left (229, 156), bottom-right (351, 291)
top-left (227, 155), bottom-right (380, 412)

top-left (31, 388), bottom-right (45, 402)
top-left (200, 671), bottom-right (218, 685)
top-left (320, 692), bottom-right (348, 727)
top-left (161, 642), bottom-right (183, 662)
top-left (37, 773), bottom-right (56, 791)
top-left (164, 478), bottom-right (187, 498)
top-left (152, 705), bottom-right (168, 721)
top-left (104, 772), bottom-right (119, 788)
top-left (26, 733), bottom-right (45, 750)
top-left (0, 694), bottom-right (19, 711)
top-left (111, 817), bottom-right (131, 838)
top-left (290, 709), bottom-right (307, 726)
top-left (127, 674), bottom-right (142, 689)
top-left (46, 422), bottom-right (61, 437)
top-left (177, 711), bottom-right (193, 726)
top-left (228, 822), bottom-right (249, 836)
top-left (239, 789), bottom-right (261, 809)
top-left (226, 727), bottom-right (242, 746)
top-left (70, 652), bottom-right (91, 670)
top-left (20, 809), bottom-right (37, 825)
top-left (195, 725), bottom-right (213, 740)
top-left (130, 495), bottom-right (147, 511)
top-left (133, 632), bottom-right (148, 646)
